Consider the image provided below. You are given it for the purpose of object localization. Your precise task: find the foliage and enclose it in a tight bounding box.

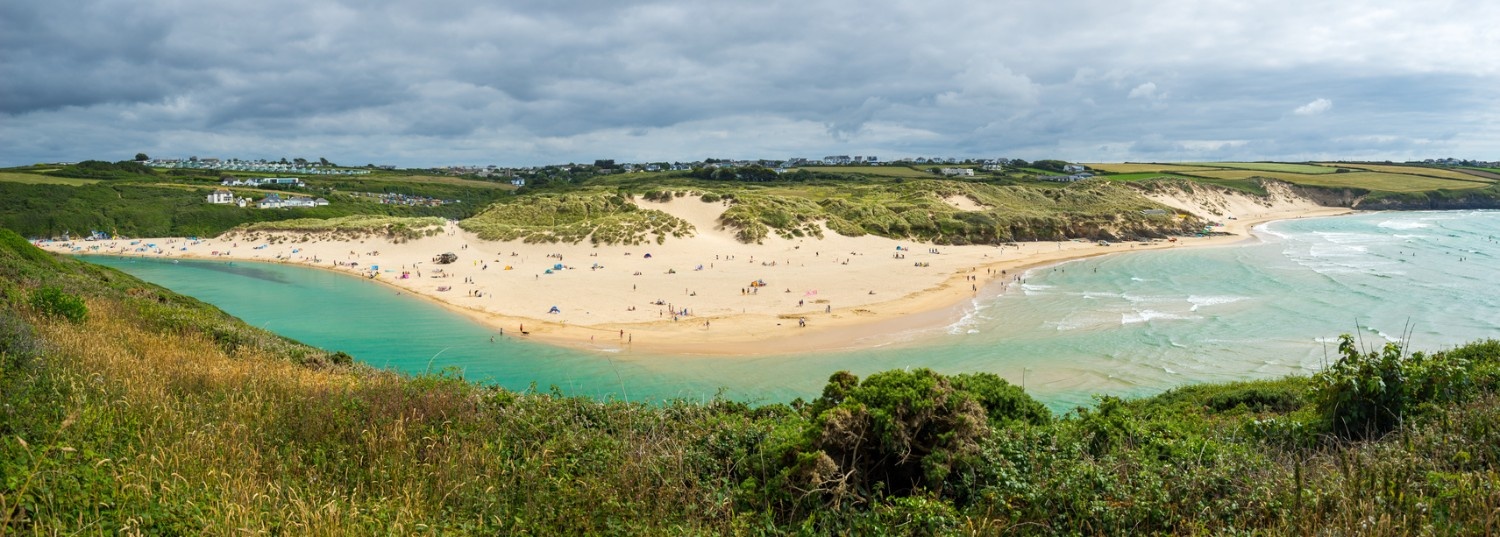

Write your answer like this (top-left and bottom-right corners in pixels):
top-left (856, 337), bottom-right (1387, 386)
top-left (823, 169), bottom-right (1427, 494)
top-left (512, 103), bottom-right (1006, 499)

top-left (44, 160), bottom-right (156, 180)
top-left (28, 287), bottom-right (86, 323)
top-left (949, 372), bottom-right (1052, 427)
top-left (1312, 334), bottom-right (1476, 439)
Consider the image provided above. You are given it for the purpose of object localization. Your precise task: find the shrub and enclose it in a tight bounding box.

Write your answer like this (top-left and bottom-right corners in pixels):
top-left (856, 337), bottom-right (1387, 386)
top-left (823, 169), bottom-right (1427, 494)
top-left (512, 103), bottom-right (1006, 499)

top-left (30, 286), bottom-right (87, 323)
top-left (0, 309), bottom-right (41, 365)
top-left (950, 372), bottom-right (1052, 426)
top-left (786, 369), bottom-right (990, 504)
top-left (1312, 334), bottom-right (1475, 439)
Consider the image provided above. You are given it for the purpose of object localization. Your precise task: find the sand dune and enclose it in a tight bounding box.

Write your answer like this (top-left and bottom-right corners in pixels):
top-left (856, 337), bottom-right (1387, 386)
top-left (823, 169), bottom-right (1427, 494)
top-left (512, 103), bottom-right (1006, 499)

top-left (40, 189), bottom-right (1350, 355)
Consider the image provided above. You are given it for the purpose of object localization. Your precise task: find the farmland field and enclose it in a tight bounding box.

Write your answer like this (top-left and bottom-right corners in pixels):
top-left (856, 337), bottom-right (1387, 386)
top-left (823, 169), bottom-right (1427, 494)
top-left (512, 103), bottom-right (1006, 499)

top-left (796, 166), bottom-right (938, 178)
top-left (1318, 163), bottom-right (1495, 182)
top-left (1279, 172), bottom-right (1489, 192)
top-left (1096, 172), bottom-right (1196, 181)
top-left (1187, 169), bottom-right (1314, 181)
top-left (0, 172), bottom-right (99, 186)
top-left (356, 174), bottom-right (516, 189)
top-left (1085, 163), bottom-right (1224, 174)
top-left (1180, 169), bottom-right (1490, 192)
top-left (1181, 162), bottom-right (1339, 174)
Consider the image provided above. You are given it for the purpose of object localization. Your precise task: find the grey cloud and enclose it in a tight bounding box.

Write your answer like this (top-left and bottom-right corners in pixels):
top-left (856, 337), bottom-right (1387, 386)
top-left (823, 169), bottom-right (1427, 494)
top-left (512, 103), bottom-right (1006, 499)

top-left (2, 0), bottom-right (1498, 167)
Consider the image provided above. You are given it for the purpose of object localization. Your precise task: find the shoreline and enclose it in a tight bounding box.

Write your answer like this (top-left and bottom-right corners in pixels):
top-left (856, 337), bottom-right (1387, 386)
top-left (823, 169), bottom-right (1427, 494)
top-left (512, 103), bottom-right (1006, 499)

top-left (38, 199), bottom-right (1354, 356)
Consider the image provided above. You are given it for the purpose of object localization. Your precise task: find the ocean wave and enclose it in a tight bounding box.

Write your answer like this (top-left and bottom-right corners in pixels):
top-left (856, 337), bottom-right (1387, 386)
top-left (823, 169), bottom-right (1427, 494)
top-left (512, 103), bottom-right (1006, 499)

top-left (1312, 231), bottom-right (1392, 246)
top-left (1187, 295), bottom-right (1247, 311)
top-left (1121, 310), bottom-right (1198, 325)
top-left (1378, 220), bottom-right (1430, 230)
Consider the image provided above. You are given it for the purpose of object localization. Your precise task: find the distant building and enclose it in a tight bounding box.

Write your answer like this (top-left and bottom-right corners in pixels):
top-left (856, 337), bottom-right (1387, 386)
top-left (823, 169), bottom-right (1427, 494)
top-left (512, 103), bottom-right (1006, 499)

top-left (1063, 164), bottom-right (1086, 173)
top-left (258, 193), bottom-right (284, 209)
top-left (205, 189), bottom-right (234, 204)
top-left (940, 168), bottom-right (975, 177)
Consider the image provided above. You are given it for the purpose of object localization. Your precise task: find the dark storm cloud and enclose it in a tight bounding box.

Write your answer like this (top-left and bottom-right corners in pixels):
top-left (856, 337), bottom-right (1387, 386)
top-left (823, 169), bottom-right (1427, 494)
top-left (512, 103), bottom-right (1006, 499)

top-left (2, 0), bottom-right (1497, 166)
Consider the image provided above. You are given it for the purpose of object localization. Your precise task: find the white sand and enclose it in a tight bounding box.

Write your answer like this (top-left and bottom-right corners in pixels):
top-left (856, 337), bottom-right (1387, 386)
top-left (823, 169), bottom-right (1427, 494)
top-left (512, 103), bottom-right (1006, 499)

top-left (40, 185), bottom-right (1351, 355)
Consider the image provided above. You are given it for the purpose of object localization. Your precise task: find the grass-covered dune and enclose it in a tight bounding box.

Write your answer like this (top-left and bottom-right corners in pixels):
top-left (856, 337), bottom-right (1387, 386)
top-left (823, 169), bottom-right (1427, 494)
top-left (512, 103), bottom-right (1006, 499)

top-left (229, 215), bottom-right (449, 243)
top-left (459, 192), bottom-right (695, 245)
top-left (3, 228), bottom-right (1500, 534)
top-left (469, 177), bottom-right (1205, 246)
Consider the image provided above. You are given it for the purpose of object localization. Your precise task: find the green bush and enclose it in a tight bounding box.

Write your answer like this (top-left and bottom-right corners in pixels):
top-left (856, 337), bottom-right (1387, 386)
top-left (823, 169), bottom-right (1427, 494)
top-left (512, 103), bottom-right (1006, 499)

top-left (1313, 334), bottom-right (1475, 439)
top-left (0, 309), bottom-right (41, 364)
top-left (30, 286), bottom-right (87, 323)
top-left (950, 372), bottom-right (1052, 426)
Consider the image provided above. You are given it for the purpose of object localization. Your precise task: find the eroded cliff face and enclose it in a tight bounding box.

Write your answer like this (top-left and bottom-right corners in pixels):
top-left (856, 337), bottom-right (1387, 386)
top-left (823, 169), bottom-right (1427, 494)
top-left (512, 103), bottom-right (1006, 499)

top-left (1352, 189), bottom-right (1500, 210)
top-left (1133, 179), bottom-right (1333, 222)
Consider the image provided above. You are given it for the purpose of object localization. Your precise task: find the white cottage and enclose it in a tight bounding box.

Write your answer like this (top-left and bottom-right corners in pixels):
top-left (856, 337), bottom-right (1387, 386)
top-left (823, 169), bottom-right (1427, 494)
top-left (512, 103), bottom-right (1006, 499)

top-left (206, 189), bottom-right (235, 204)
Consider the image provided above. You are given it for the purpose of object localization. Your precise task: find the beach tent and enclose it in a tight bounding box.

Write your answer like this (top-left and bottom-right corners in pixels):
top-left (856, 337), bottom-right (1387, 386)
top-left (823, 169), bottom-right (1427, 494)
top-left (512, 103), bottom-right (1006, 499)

top-left (544, 269), bottom-right (553, 274)
top-left (553, 263), bottom-right (563, 270)
top-left (643, 253), bottom-right (652, 259)
top-left (548, 306), bottom-right (561, 314)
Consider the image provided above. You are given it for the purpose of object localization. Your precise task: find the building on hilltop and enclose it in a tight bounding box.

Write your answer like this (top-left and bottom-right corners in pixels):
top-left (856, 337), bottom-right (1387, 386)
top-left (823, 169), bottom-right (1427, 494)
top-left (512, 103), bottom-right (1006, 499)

top-left (206, 189), bottom-right (234, 204)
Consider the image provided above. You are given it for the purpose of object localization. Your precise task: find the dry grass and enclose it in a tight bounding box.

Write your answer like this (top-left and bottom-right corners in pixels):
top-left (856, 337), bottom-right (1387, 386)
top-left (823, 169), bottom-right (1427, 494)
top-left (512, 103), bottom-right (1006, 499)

top-left (6, 295), bottom-right (741, 533)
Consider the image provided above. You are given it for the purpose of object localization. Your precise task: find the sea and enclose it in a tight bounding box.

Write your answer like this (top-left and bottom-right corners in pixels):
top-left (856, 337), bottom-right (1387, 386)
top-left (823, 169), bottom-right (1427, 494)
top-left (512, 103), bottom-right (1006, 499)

top-left (82, 210), bottom-right (1500, 413)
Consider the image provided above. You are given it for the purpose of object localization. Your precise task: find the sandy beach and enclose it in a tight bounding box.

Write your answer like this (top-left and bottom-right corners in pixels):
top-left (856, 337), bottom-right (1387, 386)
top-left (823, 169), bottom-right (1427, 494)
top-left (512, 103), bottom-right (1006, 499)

top-left (39, 184), bottom-right (1351, 355)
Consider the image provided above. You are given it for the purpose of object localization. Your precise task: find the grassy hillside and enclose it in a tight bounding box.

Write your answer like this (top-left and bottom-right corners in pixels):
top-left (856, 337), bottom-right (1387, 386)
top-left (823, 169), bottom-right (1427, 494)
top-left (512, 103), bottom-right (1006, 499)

top-left (0, 167), bottom-right (511, 239)
top-left (470, 174), bottom-right (1205, 245)
top-left (3, 229), bottom-right (1499, 534)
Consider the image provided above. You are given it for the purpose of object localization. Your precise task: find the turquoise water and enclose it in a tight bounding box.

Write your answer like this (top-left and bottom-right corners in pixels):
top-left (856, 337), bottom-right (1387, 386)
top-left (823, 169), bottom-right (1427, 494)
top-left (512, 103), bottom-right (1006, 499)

top-left (83, 210), bottom-right (1500, 412)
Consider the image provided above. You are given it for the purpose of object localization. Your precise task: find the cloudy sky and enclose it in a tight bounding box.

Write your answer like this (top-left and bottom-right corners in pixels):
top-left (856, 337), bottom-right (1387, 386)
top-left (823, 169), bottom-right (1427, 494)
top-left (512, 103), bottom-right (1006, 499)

top-left (3, 0), bottom-right (1497, 167)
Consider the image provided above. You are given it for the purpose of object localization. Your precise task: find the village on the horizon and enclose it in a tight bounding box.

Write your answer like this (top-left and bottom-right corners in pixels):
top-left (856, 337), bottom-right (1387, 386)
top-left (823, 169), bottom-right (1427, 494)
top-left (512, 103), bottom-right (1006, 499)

top-left (110, 153), bottom-right (1495, 212)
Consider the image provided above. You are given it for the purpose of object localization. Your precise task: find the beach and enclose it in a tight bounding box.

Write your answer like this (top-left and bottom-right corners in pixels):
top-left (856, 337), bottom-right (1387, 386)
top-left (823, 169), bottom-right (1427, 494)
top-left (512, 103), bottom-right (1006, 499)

top-left (38, 185), bottom-right (1351, 355)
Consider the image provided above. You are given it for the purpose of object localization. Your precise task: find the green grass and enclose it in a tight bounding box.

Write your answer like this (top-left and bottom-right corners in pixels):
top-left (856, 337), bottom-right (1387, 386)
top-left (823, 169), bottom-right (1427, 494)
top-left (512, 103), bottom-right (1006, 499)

top-left (795, 166), bottom-right (938, 178)
top-left (1319, 163), bottom-right (1496, 182)
top-left (0, 172), bottom-right (99, 186)
top-left (1273, 171), bottom-right (1490, 192)
top-left (1180, 162), bottom-right (1340, 174)
top-left (1085, 163), bottom-right (1226, 174)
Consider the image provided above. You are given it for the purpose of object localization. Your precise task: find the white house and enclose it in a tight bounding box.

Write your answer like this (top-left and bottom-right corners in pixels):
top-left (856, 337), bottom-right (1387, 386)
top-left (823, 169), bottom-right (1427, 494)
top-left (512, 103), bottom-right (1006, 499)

top-left (206, 189), bottom-right (234, 204)
top-left (1063, 164), bottom-right (1086, 173)
top-left (258, 193), bottom-right (284, 209)
top-left (940, 168), bottom-right (975, 177)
